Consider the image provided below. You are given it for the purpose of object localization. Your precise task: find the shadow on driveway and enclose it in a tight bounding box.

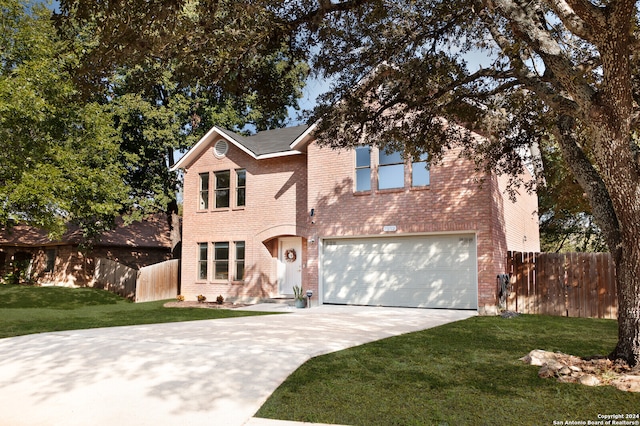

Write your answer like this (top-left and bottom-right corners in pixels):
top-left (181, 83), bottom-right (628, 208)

top-left (0, 305), bottom-right (475, 426)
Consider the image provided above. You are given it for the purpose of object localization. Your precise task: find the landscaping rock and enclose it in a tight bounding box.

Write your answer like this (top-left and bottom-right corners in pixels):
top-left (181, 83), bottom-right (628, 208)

top-left (611, 375), bottom-right (640, 392)
top-left (520, 349), bottom-right (639, 392)
top-left (520, 349), bottom-right (557, 366)
top-left (578, 374), bottom-right (601, 387)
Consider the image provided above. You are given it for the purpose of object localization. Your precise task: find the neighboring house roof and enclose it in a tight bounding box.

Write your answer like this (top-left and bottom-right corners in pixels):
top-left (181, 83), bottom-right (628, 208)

top-left (0, 215), bottom-right (172, 249)
top-left (171, 123), bottom-right (317, 171)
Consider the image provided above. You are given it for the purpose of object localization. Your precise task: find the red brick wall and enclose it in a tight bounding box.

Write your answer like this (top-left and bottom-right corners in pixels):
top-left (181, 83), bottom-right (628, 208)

top-left (306, 143), bottom-right (505, 312)
top-left (180, 139), bottom-right (309, 302)
top-left (180, 132), bottom-right (540, 313)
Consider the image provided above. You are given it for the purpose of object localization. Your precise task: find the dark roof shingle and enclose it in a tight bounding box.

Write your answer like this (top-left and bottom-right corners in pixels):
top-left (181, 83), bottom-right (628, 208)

top-left (219, 125), bottom-right (310, 156)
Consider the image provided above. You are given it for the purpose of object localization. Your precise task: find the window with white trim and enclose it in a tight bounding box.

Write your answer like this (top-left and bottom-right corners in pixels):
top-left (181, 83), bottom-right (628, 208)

top-left (235, 241), bottom-right (245, 280)
top-left (214, 170), bottom-right (230, 208)
top-left (197, 243), bottom-right (208, 280)
top-left (355, 146), bottom-right (371, 192)
top-left (412, 153), bottom-right (430, 187)
top-left (236, 169), bottom-right (246, 207)
top-left (199, 173), bottom-right (209, 210)
top-left (378, 150), bottom-right (405, 189)
top-left (214, 242), bottom-right (229, 280)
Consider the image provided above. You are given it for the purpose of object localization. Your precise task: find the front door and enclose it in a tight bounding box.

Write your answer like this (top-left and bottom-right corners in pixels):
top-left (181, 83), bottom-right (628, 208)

top-left (278, 237), bottom-right (302, 295)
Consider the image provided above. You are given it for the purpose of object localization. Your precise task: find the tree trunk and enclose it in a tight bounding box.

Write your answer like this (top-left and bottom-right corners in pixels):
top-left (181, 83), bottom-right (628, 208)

top-left (610, 228), bottom-right (640, 368)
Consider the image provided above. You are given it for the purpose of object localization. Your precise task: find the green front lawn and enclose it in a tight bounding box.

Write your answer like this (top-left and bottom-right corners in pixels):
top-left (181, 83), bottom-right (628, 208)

top-left (257, 315), bottom-right (639, 425)
top-left (0, 284), bottom-right (272, 338)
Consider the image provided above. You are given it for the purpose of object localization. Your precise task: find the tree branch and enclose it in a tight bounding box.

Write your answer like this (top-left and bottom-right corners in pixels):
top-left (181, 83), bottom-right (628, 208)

top-left (555, 114), bottom-right (621, 259)
top-left (287, 0), bottom-right (374, 30)
top-left (479, 0), bottom-right (597, 115)
top-left (548, 0), bottom-right (604, 41)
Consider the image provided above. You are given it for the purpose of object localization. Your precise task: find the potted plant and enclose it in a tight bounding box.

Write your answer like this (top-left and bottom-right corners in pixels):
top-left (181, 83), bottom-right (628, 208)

top-left (292, 285), bottom-right (306, 308)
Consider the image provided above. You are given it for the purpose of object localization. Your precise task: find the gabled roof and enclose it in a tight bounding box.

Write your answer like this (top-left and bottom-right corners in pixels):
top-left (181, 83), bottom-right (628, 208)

top-left (0, 215), bottom-right (172, 249)
top-left (170, 123), bottom-right (317, 171)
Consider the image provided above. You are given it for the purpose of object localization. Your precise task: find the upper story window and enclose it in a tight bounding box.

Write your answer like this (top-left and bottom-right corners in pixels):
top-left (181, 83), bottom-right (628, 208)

top-left (354, 147), bottom-right (431, 194)
top-left (355, 146), bottom-right (371, 192)
top-left (214, 170), bottom-right (230, 208)
top-left (412, 153), bottom-right (430, 187)
top-left (199, 173), bottom-right (209, 210)
top-left (236, 169), bottom-right (246, 207)
top-left (199, 169), bottom-right (245, 210)
top-left (378, 150), bottom-right (405, 190)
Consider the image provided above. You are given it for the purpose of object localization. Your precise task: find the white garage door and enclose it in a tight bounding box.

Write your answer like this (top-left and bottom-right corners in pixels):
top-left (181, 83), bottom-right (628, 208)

top-left (322, 234), bottom-right (477, 309)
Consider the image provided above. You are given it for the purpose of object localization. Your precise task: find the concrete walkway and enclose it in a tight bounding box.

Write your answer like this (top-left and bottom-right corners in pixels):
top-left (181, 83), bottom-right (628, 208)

top-left (0, 304), bottom-right (475, 426)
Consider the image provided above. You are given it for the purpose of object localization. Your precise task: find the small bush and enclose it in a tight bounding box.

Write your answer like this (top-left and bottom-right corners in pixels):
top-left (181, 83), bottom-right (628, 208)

top-left (216, 295), bottom-right (224, 304)
top-left (176, 295), bottom-right (185, 302)
top-left (197, 294), bottom-right (206, 303)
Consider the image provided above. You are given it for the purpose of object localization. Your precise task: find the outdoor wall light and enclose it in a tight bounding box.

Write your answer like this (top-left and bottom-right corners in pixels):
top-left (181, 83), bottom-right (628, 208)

top-left (306, 290), bottom-right (313, 308)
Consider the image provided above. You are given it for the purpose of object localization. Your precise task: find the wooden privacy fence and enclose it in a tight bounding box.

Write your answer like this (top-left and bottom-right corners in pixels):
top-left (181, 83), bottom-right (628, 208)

top-left (505, 251), bottom-right (617, 319)
top-left (136, 259), bottom-right (180, 302)
top-left (94, 258), bottom-right (179, 302)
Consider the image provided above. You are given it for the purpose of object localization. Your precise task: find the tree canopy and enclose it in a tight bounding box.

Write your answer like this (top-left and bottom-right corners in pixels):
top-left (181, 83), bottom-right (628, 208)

top-left (56, 0), bottom-right (640, 366)
top-left (55, 1), bottom-right (308, 225)
top-left (1, 0), bottom-right (307, 241)
top-left (0, 0), bottom-right (127, 238)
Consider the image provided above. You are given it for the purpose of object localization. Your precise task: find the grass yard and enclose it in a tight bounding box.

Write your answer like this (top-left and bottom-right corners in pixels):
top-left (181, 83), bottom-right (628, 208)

top-left (0, 284), bottom-right (273, 338)
top-left (257, 315), bottom-right (639, 426)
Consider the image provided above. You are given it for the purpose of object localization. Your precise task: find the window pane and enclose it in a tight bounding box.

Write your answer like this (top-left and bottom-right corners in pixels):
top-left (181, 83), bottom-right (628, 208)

top-left (356, 168), bottom-right (371, 191)
top-left (235, 241), bottom-right (245, 260)
top-left (236, 188), bottom-right (245, 207)
top-left (379, 150), bottom-right (403, 165)
top-left (355, 146), bottom-right (370, 167)
top-left (412, 161), bottom-right (430, 186)
top-left (236, 169), bottom-right (246, 187)
top-left (215, 242), bottom-right (229, 260)
top-left (235, 262), bottom-right (244, 281)
top-left (379, 164), bottom-right (404, 189)
top-left (215, 261), bottom-right (229, 280)
top-left (216, 190), bottom-right (230, 208)
top-left (215, 171), bottom-right (230, 188)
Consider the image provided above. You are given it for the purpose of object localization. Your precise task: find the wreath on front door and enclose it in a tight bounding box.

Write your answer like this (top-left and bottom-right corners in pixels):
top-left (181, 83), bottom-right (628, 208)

top-left (284, 248), bottom-right (297, 262)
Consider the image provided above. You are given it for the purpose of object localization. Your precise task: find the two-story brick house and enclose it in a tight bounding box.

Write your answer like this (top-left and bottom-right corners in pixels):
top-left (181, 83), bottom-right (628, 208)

top-left (172, 123), bottom-right (540, 314)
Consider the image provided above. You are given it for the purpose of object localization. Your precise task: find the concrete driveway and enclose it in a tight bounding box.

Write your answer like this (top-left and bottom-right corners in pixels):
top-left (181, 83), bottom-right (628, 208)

top-left (0, 304), bottom-right (475, 426)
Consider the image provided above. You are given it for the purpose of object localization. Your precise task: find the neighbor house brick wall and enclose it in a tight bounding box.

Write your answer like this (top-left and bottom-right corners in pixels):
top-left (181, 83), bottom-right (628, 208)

top-left (180, 140), bottom-right (309, 302)
top-left (0, 245), bottom-right (170, 287)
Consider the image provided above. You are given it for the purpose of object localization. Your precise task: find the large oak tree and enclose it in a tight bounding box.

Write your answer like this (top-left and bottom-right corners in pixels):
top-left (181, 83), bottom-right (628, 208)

top-left (0, 0), bottom-right (128, 239)
top-left (58, 0), bottom-right (640, 367)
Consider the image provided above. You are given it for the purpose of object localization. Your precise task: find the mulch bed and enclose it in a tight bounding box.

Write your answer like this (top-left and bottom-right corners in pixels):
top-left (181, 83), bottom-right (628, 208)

top-left (164, 301), bottom-right (251, 309)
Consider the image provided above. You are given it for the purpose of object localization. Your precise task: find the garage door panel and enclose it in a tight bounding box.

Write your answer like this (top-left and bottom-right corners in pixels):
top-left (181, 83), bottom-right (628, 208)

top-left (322, 235), bottom-right (477, 309)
